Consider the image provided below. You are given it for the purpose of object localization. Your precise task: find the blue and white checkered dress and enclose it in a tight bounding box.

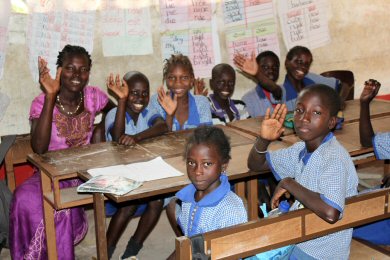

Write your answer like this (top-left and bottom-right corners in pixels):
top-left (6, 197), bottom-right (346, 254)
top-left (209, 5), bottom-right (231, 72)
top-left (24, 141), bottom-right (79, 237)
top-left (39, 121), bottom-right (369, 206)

top-left (266, 133), bottom-right (358, 260)
top-left (176, 174), bottom-right (248, 237)
top-left (373, 132), bottom-right (390, 159)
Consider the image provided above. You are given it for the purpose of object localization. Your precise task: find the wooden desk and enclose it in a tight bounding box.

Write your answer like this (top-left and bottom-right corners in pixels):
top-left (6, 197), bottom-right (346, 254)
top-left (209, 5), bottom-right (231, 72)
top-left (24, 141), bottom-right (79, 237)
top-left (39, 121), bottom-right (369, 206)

top-left (227, 99), bottom-right (390, 138)
top-left (27, 126), bottom-right (257, 260)
top-left (281, 115), bottom-right (390, 165)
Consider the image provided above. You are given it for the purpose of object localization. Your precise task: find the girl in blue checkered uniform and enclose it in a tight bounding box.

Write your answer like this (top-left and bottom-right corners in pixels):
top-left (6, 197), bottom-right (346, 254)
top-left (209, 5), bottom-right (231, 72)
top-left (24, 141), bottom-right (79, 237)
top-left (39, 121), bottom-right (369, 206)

top-left (353, 79), bottom-right (390, 245)
top-left (248, 85), bottom-right (358, 259)
top-left (166, 125), bottom-right (248, 259)
top-left (104, 71), bottom-right (168, 259)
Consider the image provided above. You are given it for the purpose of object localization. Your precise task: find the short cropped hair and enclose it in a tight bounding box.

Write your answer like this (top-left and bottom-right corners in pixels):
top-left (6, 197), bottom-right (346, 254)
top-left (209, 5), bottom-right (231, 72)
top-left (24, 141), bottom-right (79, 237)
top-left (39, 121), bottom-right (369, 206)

top-left (184, 125), bottom-right (231, 163)
top-left (286, 46), bottom-right (312, 61)
top-left (299, 84), bottom-right (341, 116)
top-left (123, 71), bottom-right (149, 88)
top-left (211, 63), bottom-right (235, 79)
top-left (256, 51), bottom-right (280, 66)
top-left (56, 44), bottom-right (92, 68)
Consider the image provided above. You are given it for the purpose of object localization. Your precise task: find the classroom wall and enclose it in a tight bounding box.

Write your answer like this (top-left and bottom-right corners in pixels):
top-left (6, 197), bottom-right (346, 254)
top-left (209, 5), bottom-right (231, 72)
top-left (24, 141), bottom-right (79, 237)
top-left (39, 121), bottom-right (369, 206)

top-left (1, 0), bottom-right (390, 136)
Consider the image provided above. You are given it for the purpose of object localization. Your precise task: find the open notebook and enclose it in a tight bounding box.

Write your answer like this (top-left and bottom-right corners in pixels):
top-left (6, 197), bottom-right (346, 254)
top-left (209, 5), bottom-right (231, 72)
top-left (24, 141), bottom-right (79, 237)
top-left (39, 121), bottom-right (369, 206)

top-left (78, 157), bottom-right (184, 196)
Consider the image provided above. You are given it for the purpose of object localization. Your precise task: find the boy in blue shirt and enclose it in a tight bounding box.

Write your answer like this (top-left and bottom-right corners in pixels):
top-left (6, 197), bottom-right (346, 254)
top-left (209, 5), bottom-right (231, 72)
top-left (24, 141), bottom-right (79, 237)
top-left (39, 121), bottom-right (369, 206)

top-left (248, 85), bottom-right (358, 259)
top-left (104, 71), bottom-right (168, 259)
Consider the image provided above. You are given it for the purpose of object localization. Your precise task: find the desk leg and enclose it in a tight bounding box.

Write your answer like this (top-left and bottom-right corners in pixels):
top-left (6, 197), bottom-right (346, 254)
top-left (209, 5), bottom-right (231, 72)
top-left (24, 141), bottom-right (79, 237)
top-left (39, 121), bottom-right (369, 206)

top-left (41, 171), bottom-right (58, 260)
top-left (235, 182), bottom-right (245, 201)
top-left (247, 178), bottom-right (258, 221)
top-left (94, 193), bottom-right (107, 260)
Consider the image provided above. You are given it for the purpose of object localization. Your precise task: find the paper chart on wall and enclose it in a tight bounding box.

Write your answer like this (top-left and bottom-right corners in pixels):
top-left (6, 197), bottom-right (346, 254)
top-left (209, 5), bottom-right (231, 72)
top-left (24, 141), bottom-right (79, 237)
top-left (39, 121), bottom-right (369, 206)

top-left (0, 0), bottom-right (11, 80)
top-left (160, 0), bottom-right (220, 78)
top-left (222, 0), bottom-right (281, 63)
top-left (278, 0), bottom-right (330, 50)
top-left (101, 0), bottom-right (153, 56)
top-left (27, 6), bottom-right (95, 82)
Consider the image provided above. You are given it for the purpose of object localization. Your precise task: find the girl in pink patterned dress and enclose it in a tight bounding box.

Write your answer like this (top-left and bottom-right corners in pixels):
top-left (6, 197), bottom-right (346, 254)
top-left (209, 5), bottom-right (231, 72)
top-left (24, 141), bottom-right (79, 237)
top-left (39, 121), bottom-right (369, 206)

top-left (9, 45), bottom-right (113, 260)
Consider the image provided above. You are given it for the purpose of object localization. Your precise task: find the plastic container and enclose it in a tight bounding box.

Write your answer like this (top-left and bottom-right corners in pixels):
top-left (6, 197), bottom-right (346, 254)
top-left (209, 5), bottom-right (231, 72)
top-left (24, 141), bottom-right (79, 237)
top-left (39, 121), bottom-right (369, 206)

top-left (267, 200), bottom-right (290, 217)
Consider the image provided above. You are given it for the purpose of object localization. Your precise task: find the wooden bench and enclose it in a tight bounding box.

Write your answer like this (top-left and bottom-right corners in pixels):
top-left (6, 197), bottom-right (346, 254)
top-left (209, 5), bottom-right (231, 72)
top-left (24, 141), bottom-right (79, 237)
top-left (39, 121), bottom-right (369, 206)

top-left (175, 188), bottom-right (390, 260)
top-left (2, 134), bottom-right (33, 192)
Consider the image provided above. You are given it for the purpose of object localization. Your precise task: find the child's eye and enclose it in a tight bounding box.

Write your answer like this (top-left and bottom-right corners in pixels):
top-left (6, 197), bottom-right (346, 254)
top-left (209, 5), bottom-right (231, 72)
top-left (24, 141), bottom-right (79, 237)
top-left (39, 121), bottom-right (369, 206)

top-left (142, 92), bottom-right (149, 97)
top-left (65, 66), bottom-right (74, 72)
top-left (180, 76), bottom-right (189, 81)
top-left (81, 67), bottom-right (90, 72)
top-left (167, 76), bottom-right (176, 81)
top-left (203, 162), bottom-right (213, 167)
top-left (294, 108), bottom-right (303, 113)
top-left (313, 111), bottom-right (321, 115)
top-left (187, 161), bottom-right (196, 167)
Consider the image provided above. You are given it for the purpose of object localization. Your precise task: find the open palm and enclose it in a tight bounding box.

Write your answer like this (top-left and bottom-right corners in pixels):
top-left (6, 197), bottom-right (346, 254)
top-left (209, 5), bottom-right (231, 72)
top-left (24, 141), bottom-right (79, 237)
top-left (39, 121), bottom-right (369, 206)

top-left (157, 86), bottom-right (177, 116)
top-left (38, 56), bottom-right (61, 95)
top-left (260, 104), bottom-right (287, 141)
top-left (107, 73), bottom-right (129, 99)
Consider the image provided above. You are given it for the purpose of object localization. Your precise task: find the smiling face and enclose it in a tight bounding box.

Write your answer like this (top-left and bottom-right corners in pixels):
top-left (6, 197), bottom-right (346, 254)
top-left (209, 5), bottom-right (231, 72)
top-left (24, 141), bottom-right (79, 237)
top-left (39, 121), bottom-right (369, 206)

top-left (126, 79), bottom-right (149, 115)
top-left (210, 69), bottom-right (236, 100)
top-left (285, 51), bottom-right (312, 82)
top-left (60, 54), bottom-right (90, 93)
top-left (165, 65), bottom-right (194, 98)
top-left (294, 90), bottom-right (337, 152)
top-left (186, 143), bottom-right (228, 201)
top-left (257, 56), bottom-right (280, 82)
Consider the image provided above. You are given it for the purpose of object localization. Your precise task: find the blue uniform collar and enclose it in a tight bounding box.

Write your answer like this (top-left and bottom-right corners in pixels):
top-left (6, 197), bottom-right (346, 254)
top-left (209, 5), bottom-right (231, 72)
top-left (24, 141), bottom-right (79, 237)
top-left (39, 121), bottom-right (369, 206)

top-left (125, 108), bottom-right (148, 124)
top-left (176, 174), bottom-right (230, 207)
top-left (172, 92), bottom-right (200, 130)
top-left (209, 94), bottom-right (239, 121)
top-left (283, 75), bottom-right (315, 102)
top-left (299, 132), bottom-right (334, 165)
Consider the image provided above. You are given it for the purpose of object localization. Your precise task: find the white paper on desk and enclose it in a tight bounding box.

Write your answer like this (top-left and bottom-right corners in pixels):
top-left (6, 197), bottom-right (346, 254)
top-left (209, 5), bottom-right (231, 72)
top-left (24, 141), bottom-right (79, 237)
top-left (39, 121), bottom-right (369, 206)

top-left (87, 156), bottom-right (184, 182)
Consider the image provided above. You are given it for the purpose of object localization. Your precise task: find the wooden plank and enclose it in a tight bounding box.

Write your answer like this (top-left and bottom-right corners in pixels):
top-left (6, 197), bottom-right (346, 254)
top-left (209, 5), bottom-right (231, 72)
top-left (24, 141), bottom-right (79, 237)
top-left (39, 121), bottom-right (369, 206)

top-left (43, 187), bottom-right (93, 209)
top-left (176, 236), bottom-right (192, 260)
top-left (94, 192), bottom-right (108, 260)
top-left (343, 99), bottom-right (390, 123)
top-left (210, 217), bottom-right (302, 260)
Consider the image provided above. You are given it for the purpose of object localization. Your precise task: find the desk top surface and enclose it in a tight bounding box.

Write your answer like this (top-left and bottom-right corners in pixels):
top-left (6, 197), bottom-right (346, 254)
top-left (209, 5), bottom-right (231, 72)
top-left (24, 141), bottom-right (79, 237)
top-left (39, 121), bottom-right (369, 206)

top-left (282, 115), bottom-right (390, 156)
top-left (28, 125), bottom-right (255, 179)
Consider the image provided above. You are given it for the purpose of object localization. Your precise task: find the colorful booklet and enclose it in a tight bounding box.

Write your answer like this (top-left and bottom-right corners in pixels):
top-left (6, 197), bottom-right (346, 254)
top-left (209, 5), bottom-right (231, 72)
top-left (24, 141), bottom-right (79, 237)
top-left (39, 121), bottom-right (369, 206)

top-left (77, 175), bottom-right (143, 196)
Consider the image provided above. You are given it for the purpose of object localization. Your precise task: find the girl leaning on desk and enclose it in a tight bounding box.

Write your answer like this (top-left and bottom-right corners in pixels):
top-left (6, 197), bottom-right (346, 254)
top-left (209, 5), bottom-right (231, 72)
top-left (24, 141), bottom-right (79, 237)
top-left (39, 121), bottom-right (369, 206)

top-left (9, 44), bottom-right (114, 260)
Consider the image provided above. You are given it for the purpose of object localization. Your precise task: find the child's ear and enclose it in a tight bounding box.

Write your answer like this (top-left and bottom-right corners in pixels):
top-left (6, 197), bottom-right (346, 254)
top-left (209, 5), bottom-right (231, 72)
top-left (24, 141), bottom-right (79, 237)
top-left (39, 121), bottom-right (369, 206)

top-left (221, 162), bottom-right (229, 172)
top-left (328, 116), bottom-right (337, 129)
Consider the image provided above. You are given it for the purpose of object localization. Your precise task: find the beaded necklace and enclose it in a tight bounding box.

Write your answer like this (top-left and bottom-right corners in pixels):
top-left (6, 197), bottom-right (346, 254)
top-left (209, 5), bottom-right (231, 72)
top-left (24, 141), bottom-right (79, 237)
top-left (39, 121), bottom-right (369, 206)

top-left (56, 92), bottom-right (83, 116)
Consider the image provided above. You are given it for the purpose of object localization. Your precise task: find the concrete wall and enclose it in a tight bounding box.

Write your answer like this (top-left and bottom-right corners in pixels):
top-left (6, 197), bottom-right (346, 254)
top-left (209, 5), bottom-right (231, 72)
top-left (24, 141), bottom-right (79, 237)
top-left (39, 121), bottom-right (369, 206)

top-left (1, 0), bottom-right (390, 135)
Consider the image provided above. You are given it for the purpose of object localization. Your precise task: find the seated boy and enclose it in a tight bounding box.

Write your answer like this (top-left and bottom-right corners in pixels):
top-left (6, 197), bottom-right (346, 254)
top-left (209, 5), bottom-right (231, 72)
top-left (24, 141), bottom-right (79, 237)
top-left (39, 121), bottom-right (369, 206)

top-left (104, 71), bottom-right (168, 259)
top-left (208, 63), bottom-right (248, 124)
top-left (248, 85), bottom-right (358, 259)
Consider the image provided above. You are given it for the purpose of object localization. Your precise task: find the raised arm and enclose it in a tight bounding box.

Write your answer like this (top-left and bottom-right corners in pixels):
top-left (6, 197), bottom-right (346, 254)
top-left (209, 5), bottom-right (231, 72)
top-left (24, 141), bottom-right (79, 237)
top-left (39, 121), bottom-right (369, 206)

top-left (106, 73), bottom-right (129, 142)
top-left (247, 104), bottom-right (287, 171)
top-left (233, 51), bottom-right (282, 100)
top-left (157, 86), bottom-right (177, 131)
top-left (31, 57), bottom-right (62, 154)
top-left (271, 178), bottom-right (340, 224)
top-left (193, 77), bottom-right (208, 96)
top-left (359, 79), bottom-right (381, 147)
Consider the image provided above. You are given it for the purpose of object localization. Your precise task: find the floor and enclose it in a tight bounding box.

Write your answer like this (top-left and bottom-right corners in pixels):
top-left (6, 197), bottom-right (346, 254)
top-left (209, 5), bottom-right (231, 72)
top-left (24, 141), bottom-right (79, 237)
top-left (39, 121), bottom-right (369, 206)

top-left (1, 160), bottom-right (389, 259)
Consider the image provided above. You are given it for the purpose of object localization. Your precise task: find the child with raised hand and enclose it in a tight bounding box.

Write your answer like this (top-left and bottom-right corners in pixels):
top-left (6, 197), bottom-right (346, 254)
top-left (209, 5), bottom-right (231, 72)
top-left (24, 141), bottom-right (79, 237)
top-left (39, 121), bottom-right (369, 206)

top-left (167, 125), bottom-right (248, 259)
top-left (149, 54), bottom-right (212, 131)
top-left (352, 78), bottom-right (390, 246)
top-left (248, 85), bottom-right (358, 259)
top-left (236, 51), bottom-right (282, 118)
top-left (104, 71), bottom-right (168, 259)
top-left (208, 63), bottom-right (248, 125)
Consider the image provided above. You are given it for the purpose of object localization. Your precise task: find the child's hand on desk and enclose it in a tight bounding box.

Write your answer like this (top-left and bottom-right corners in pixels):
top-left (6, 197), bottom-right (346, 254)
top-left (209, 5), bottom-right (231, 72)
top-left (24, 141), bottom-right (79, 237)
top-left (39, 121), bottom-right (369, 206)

top-left (260, 104), bottom-right (287, 141)
top-left (157, 86), bottom-right (177, 116)
top-left (38, 56), bottom-right (61, 95)
top-left (106, 73), bottom-right (129, 100)
top-left (233, 51), bottom-right (258, 76)
top-left (118, 134), bottom-right (137, 146)
top-left (271, 178), bottom-right (289, 209)
top-left (360, 79), bottom-right (381, 104)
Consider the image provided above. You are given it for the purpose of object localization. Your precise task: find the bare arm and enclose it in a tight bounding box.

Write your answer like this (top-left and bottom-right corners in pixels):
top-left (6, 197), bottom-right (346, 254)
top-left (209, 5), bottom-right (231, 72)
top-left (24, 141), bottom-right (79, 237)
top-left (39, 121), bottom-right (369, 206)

top-left (119, 117), bottom-right (168, 145)
top-left (247, 104), bottom-right (287, 171)
top-left (359, 79), bottom-right (380, 147)
top-left (31, 57), bottom-right (62, 154)
top-left (233, 52), bottom-right (282, 100)
top-left (106, 73), bottom-right (128, 142)
top-left (272, 178), bottom-right (340, 224)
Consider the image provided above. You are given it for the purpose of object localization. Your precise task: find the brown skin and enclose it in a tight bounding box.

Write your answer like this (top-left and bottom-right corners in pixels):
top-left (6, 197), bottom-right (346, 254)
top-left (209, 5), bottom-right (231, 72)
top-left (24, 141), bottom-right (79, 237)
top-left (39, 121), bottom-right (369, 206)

top-left (31, 54), bottom-right (116, 153)
top-left (359, 79), bottom-right (389, 187)
top-left (158, 65), bottom-right (194, 131)
top-left (106, 73), bottom-right (168, 145)
top-left (248, 90), bottom-right (341, 224)
top-left (233, 51), bottom-right (282, 100)
top-left (209, 68), bottom-right (236, 121)
top-left (285, 51), bottom-right (313, 94)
